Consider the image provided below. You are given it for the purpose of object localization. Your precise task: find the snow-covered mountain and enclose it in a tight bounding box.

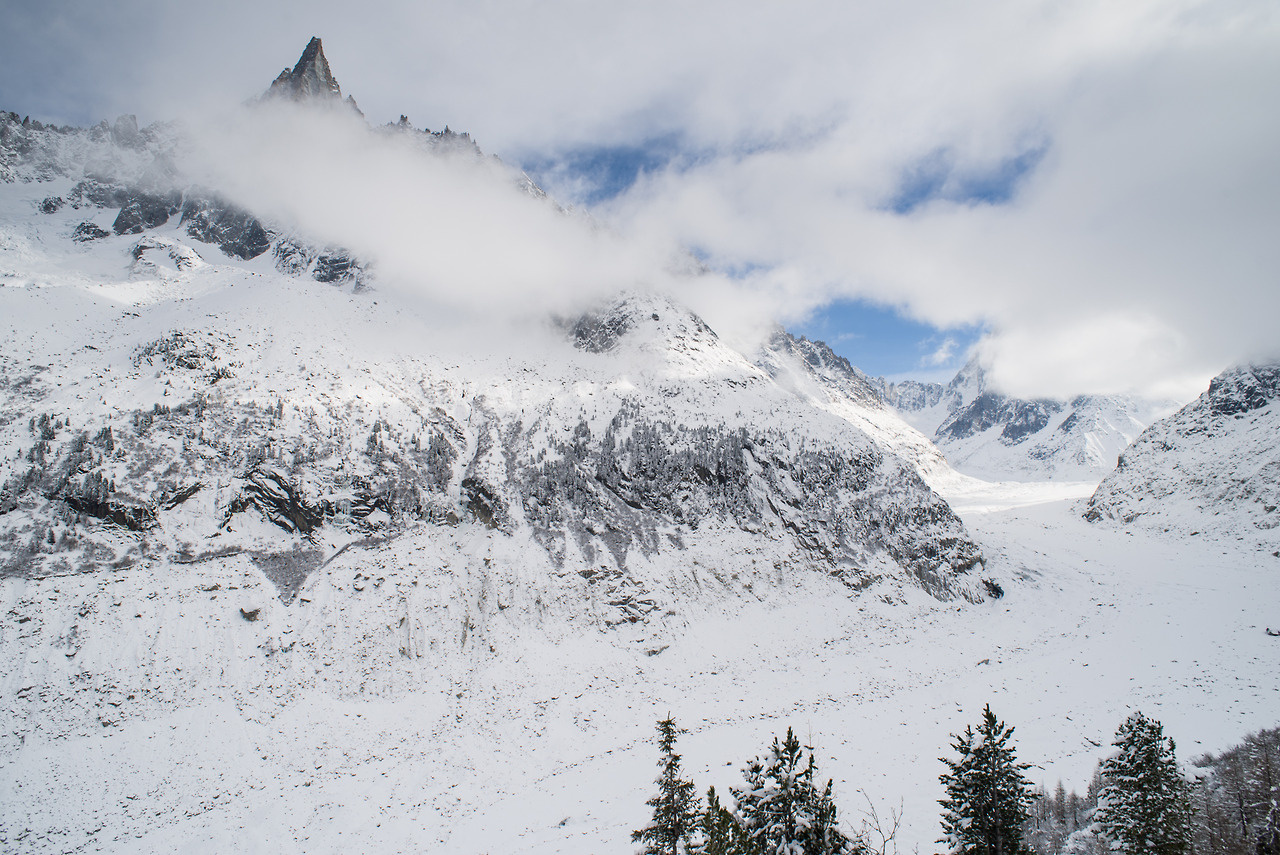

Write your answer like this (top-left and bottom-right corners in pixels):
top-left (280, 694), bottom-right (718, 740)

top-left (755, 330), bottom-right (957, 489)
top-left (1084, 361), bottom-right (1280, 549)
top-left (1, 38), bottom-right (996, 685)
top-left (878, 356), bottom-right (1173, 482)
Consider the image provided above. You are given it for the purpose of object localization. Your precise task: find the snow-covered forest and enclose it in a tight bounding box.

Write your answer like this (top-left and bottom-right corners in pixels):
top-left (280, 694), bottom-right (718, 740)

top-left (630, 714), bottom-right (1279, 855)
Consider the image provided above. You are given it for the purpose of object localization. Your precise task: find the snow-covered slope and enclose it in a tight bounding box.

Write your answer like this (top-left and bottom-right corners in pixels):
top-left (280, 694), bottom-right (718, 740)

top-left (879, 356), bottom-right (1173, 482)
top-left (756, 330), bottom-right (959, 489)
top-left (0, 210), bottom-right (986, 598)
top-left (1, 34), bottom-right (991, 607)
top-left (3, 481), bottom-right (1275, 853)
top-left (1085, 361), bottom-right (1280, 549)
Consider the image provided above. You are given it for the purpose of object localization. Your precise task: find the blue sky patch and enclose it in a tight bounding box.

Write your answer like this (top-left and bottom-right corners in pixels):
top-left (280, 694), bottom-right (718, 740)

top-left (520, 134), bottom-right (695, 205)
top-left (793, 298), bottom-right (984, 381)
top-left (889, 142), bottom-right (1049, 214)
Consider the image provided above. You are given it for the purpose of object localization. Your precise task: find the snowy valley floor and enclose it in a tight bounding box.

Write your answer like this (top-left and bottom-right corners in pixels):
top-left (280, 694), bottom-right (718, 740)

top-left (2, 479), bottom-right (1278, 853)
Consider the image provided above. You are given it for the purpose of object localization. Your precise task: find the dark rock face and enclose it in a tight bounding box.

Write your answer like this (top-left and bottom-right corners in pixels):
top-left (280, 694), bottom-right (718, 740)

top-left (40, 196), bottom-right (63, 214)
top-left (264, 37), bottom-right (355, 110)
top-left (462, 478), bottom-right (505, 529)
top-left (69, 181), bottom-right (130, 210)
top-left (763, 330), bottom-right (884, 408)
top-left (936, 393), bottom-right (1061, 445)
top-left (519, 404), bottom-right (983, 596)
top-left (996, 398), bottom-right (1060, 443)
top-left (59, 490), bottom-right (157, 532)
top-left (72, 222), bottom-right (110, 242)
top-left (567, 305), bottom-right (634, 353)
top-left (880, 379), bottom-right (945, 411)
top-left (273, 240), bottom-right (310, 277)
top-left (180, 197), bottom-right (272, 259)
top-left (113, 192), bottom-right (180, 235)
top-left (272, 239), bottom-right (364, 285)
top-left (1207, 364), bottom-right (1280, 417)
top-left (312, 253), bottom-right (358, 283)
top-left (563, 298), bottom-right (715, 355)
top-left (228, 468), bottom-right (326, 535)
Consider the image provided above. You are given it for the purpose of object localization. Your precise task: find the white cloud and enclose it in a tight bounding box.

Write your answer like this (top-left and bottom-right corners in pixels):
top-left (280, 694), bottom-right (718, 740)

top-left (925, 338), bottom-right (958, 368)
top-left (182, 102), bottom-right (679, 323)
top-left (601, 0), bottom-right (1280, 398)
top-left (6, 0), bottom-right (1278, 399)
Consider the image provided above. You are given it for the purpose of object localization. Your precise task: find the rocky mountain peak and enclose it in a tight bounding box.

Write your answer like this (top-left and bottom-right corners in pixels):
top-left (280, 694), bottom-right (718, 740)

top-left (760, 329), bottom-right (883, 409)
top-left (1205, 361), bottom-right (1280, 417)
top-left (946, 354), bottom-right (988, 400)
top-left (266, 37), bottom-right (347, 104)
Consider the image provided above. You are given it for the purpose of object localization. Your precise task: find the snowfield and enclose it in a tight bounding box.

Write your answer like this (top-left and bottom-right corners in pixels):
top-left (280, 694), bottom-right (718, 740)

top-left (2, 479), bottom-right (1276, 853)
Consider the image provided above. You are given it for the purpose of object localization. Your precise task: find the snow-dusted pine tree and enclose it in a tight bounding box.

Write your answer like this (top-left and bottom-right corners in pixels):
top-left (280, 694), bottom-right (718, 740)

top-left (634, 716), bottom-right (702, 855)
top-left (938, 704), bottom-right (1035, 855)
top-left (699, 786), bottom-right (747, 855)
top-left (1259, 803), bottom-right (1280, 855)
top-left (1092, 712), bottom-right (1191, 855)
top-left (732, 727), bottom-right (863, 855)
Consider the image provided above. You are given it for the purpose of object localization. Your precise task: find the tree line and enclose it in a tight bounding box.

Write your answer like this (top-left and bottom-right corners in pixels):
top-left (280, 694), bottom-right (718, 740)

top-left (632, 709), bottom-right (1280, 855)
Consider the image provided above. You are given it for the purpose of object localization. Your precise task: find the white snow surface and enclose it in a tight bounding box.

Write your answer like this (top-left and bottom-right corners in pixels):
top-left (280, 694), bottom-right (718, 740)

top-left (2, 480), bottom-right (1276, 853)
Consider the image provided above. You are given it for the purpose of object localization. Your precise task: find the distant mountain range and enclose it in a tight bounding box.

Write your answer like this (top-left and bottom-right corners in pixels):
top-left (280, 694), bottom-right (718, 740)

top-left (875, 356), bottom-right (1176, 482)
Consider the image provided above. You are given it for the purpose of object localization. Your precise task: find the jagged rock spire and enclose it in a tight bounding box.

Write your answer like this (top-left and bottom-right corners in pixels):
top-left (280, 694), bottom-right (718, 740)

top-left (265, 37), bottom-right (360, 114)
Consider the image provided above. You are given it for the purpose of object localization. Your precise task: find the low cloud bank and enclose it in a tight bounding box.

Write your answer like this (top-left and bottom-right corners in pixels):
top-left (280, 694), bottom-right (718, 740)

top-left (185, 103), bottom-right (682, 323)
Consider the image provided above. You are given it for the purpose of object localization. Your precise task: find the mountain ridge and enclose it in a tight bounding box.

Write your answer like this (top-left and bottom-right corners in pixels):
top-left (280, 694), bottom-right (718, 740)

top-left (876, 356), bottom-right (1175, 481)
top-left (1084, 360), bottom-right (1280, 548)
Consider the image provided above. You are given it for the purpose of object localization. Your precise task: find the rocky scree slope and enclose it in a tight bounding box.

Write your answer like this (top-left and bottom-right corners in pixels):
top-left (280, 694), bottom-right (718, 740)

top-left (1084, 361), bottom-right (1280, 549)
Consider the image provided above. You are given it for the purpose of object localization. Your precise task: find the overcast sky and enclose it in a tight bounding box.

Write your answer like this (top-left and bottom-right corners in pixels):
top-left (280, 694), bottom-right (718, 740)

top-left (4, 0), bottom-right (1278, 398)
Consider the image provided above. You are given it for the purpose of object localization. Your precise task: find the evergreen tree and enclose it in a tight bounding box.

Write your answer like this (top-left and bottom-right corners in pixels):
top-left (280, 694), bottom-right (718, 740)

top-left (634, 716), bottom-right (701, 855)
top-left (1092, 712), bottom-right (1191, 855)
top-left (700, 786), bottom-right (748, 855)
top-left (1259, 803), bottom-right (1280, 855)
top-left (732, 727), bottom-right (863, 855)
top-left (938, 704), bottom-right (1036, 855)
